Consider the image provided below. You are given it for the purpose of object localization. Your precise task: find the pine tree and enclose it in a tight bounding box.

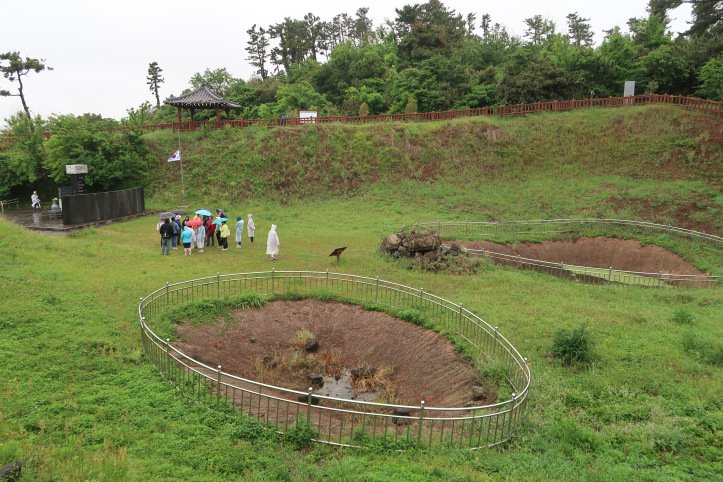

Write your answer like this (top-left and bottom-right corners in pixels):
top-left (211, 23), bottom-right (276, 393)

top-left (146, 61), bottom-right (164, 108)
top-left (523, 15), bottom-right (555, 45)
top-left (566, 12), bottom-right (594, 47)
top-left (245, 24), bottom-right (270, 80)
top-left (0, 51), bottom-right (51, 130)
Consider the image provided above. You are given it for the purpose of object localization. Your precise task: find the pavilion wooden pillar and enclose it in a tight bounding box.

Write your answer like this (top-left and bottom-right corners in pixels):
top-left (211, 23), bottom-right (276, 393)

top-left (176, 107), bottom-right (181, 124)
top-left (215, 108), bottom-right (221, 122)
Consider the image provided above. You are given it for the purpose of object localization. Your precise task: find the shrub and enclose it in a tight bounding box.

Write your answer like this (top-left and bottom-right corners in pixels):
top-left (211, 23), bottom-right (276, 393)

top-left (682, 334), bottom-right (723, 366)
top-left (284, 418), bottom-right (318, 449)
top-left (550, 324), bottom-right (595, 366)
top-left (395, 309), bottom-right (431, 328)
top-left (671, 308), bottom-right (694, 325)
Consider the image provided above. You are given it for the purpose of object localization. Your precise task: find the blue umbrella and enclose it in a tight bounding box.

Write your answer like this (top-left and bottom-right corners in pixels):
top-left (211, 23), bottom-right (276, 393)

top-left (212, 217), bottom-right (228, 225)
top-left (195, 209), bottom-right (212, 217)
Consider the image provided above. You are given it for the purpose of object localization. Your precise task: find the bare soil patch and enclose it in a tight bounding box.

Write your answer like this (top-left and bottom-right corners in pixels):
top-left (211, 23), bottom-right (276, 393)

top-left (455, 236), bottom-right (707, 276)
top-left (173, 299), bottom-right (484, 407)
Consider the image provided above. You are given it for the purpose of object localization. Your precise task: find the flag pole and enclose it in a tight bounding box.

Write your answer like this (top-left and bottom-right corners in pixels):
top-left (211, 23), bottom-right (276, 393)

top-left (178, 129), bottom-right (184, 201)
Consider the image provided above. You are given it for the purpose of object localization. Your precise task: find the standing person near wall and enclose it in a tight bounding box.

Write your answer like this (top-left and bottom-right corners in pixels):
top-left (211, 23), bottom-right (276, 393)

top-left (159, 218), bottom-right (173, 255)
top-left (235, 216), bottom-right (244, 248)
top-left (266, 224), bottom-right (279, 261)
top-left (247, 214), bottom-right (255, 246)
top-left (31, 191), bottom-right (41, 210)
top-left (219, 220), bottom-right (230, 251)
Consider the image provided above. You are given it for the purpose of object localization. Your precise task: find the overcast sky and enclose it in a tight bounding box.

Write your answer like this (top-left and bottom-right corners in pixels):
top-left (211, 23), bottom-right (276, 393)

top-left (1, 0), bottom-right (692, 123)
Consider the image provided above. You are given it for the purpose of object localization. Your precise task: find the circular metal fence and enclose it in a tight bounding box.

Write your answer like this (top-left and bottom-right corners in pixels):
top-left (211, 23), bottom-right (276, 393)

top-left (413, 219), bottom-right (722, 288)
top-left (139, 271), bottom-right (531, 449)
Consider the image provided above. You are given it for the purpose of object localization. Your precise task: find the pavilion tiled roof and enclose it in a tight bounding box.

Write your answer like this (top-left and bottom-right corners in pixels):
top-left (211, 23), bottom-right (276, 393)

top-left (164, 84), bottom-right (240, 109)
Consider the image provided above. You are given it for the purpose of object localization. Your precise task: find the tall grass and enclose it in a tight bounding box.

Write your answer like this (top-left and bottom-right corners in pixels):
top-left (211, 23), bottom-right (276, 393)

top-left (0, 106), bottom-right (720, 480)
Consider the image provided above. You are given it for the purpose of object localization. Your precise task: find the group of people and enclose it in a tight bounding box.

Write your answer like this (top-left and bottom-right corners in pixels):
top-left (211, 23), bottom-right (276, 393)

top-left (158, 209), bottom-right (279, 260)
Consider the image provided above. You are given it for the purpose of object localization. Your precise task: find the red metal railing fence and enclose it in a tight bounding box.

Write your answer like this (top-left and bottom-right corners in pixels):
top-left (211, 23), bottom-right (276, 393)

top-left (140, 94), bottom-right (723, 132)
top-left (1, 94), bottom-right (721, 147)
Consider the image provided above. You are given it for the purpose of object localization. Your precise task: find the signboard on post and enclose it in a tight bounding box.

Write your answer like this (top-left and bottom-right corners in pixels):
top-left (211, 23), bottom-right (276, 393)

top-left (299, 110), bottom-right (318, 124)
top-left (623, 81), bottom-right (636, 97)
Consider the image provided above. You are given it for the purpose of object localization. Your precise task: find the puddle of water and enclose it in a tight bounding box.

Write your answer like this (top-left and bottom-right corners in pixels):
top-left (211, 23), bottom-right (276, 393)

top-left (315, 370), bottom-right (382, 402)
top-left (2, 208), bottom-right (65, 229)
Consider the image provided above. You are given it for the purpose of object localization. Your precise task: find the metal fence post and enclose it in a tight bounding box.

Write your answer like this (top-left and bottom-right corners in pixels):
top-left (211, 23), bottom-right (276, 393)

top-left (417, 400), bottom-right (425, 444)
top-left (493, 327), bottom-right (499, 355)
top-left (272, 268), bottom-right (275, 294)
top-left (165, 282), bottom-right (169, 305)
top-left (608, 267), bottom-right (612, 281)
top-left (458, 304), bottom-right (463, 334)
top-left (164, 338), bottom-right (171, 379)
top-left (139, 315), bottom-right (145, 352)
top-left (306, 387), bottom-right (313, 424)
top-left (216, 365), bottom-right (222, 402)
top-left (375, 276), bottom-right (379, 302)
top-left (507, 393), bottom-right (516, 437)
top-left (217, 272), bottom-right (220, 298)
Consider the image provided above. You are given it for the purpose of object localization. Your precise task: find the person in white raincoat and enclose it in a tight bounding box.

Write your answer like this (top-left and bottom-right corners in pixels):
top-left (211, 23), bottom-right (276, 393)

top-left (196, 222), bottom-right (205, 252)
top-left (247, 214), bottom-right (255, 245)
top-left (31, 191), bottom-right (41, 210)
top-left (235, 216), bottom-right (244, 248)
top-left (266, 224), bottom-right (279, 260)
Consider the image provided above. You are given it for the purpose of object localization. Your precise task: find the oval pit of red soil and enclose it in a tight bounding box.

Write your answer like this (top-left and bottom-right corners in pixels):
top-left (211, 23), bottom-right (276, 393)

top-left (455, 236), bottom-right (707, 276)
top-left (173, 299), bottom-right (486, 407)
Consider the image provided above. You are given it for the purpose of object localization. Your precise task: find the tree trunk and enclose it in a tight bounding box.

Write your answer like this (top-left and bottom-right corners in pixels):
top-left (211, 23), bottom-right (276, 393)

top-left (16, 72), bottom-right (35, 133)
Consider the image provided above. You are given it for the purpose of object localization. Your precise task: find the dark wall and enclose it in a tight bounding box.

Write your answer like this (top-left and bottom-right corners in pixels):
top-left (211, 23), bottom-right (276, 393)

top-left (61, 187), bottom-right (145, 225)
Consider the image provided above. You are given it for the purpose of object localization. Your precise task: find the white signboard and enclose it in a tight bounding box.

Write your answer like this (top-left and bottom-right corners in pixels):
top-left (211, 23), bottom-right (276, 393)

top-left (623, 81), bottom-right (636, 97)
top-left (65, 164), bottom-right (89, 174)
top-left (299, 110), bottom-right (318, 124)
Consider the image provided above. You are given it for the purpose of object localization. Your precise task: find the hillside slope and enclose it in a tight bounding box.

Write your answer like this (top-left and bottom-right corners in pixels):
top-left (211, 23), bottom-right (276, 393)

top-left (143, 105), bottom-right (722, 231)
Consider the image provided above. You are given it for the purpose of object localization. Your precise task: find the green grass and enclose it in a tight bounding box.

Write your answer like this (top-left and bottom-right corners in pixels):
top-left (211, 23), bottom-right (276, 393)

top-left (1, 106), bottom-right (721, 480)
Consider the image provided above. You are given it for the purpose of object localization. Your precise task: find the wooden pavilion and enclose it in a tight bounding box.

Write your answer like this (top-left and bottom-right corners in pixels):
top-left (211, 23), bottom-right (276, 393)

top-left (164, 84), bottom-right (240, 124)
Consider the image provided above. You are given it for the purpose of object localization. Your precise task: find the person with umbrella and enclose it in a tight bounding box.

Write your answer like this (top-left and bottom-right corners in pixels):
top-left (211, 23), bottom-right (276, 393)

top-left (195, 219), bottom-right (205, 253)
top-left (159, 218), bottom-right (174, 255)
top-left (219, 220), bottom-right (230, 251)
top-left (206, 217), bottom-right (216, 247)
top-left (215, 217), bottom-right (223, 246)
top-left (266, 224), bottom-right (279, 261)
top-left (185, 218), bottom-right (204, 252)
top-left (235, 216), bottom-right (244, 248)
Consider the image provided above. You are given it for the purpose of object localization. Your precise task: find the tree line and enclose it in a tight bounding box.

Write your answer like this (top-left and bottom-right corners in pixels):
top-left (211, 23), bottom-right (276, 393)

top-left (0, 0), bottom-right (721, 198)
top-left (147, 0), bottom-right (722, 122)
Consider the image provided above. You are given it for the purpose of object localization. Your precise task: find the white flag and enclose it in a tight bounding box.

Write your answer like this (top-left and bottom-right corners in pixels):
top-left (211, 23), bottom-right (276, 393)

top-left (167, 150), bottom-right (181, 162)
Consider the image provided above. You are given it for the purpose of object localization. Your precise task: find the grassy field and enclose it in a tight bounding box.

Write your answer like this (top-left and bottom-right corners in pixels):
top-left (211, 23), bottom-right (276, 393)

top-left (1, 106), bottom-right (721, 480)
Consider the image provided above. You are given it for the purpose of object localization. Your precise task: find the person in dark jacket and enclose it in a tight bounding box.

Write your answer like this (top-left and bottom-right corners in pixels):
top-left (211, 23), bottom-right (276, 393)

top-left (171, 216), bottom-right (181, 249)
top-left (159, 219), bottom-right (174, 255)
top-left (215, 218), bottom-right (223, 246)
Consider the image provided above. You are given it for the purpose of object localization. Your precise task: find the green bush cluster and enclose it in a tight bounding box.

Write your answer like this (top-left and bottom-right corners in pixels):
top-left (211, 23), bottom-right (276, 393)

top-left (550, 324), bottom-right (596, 366)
